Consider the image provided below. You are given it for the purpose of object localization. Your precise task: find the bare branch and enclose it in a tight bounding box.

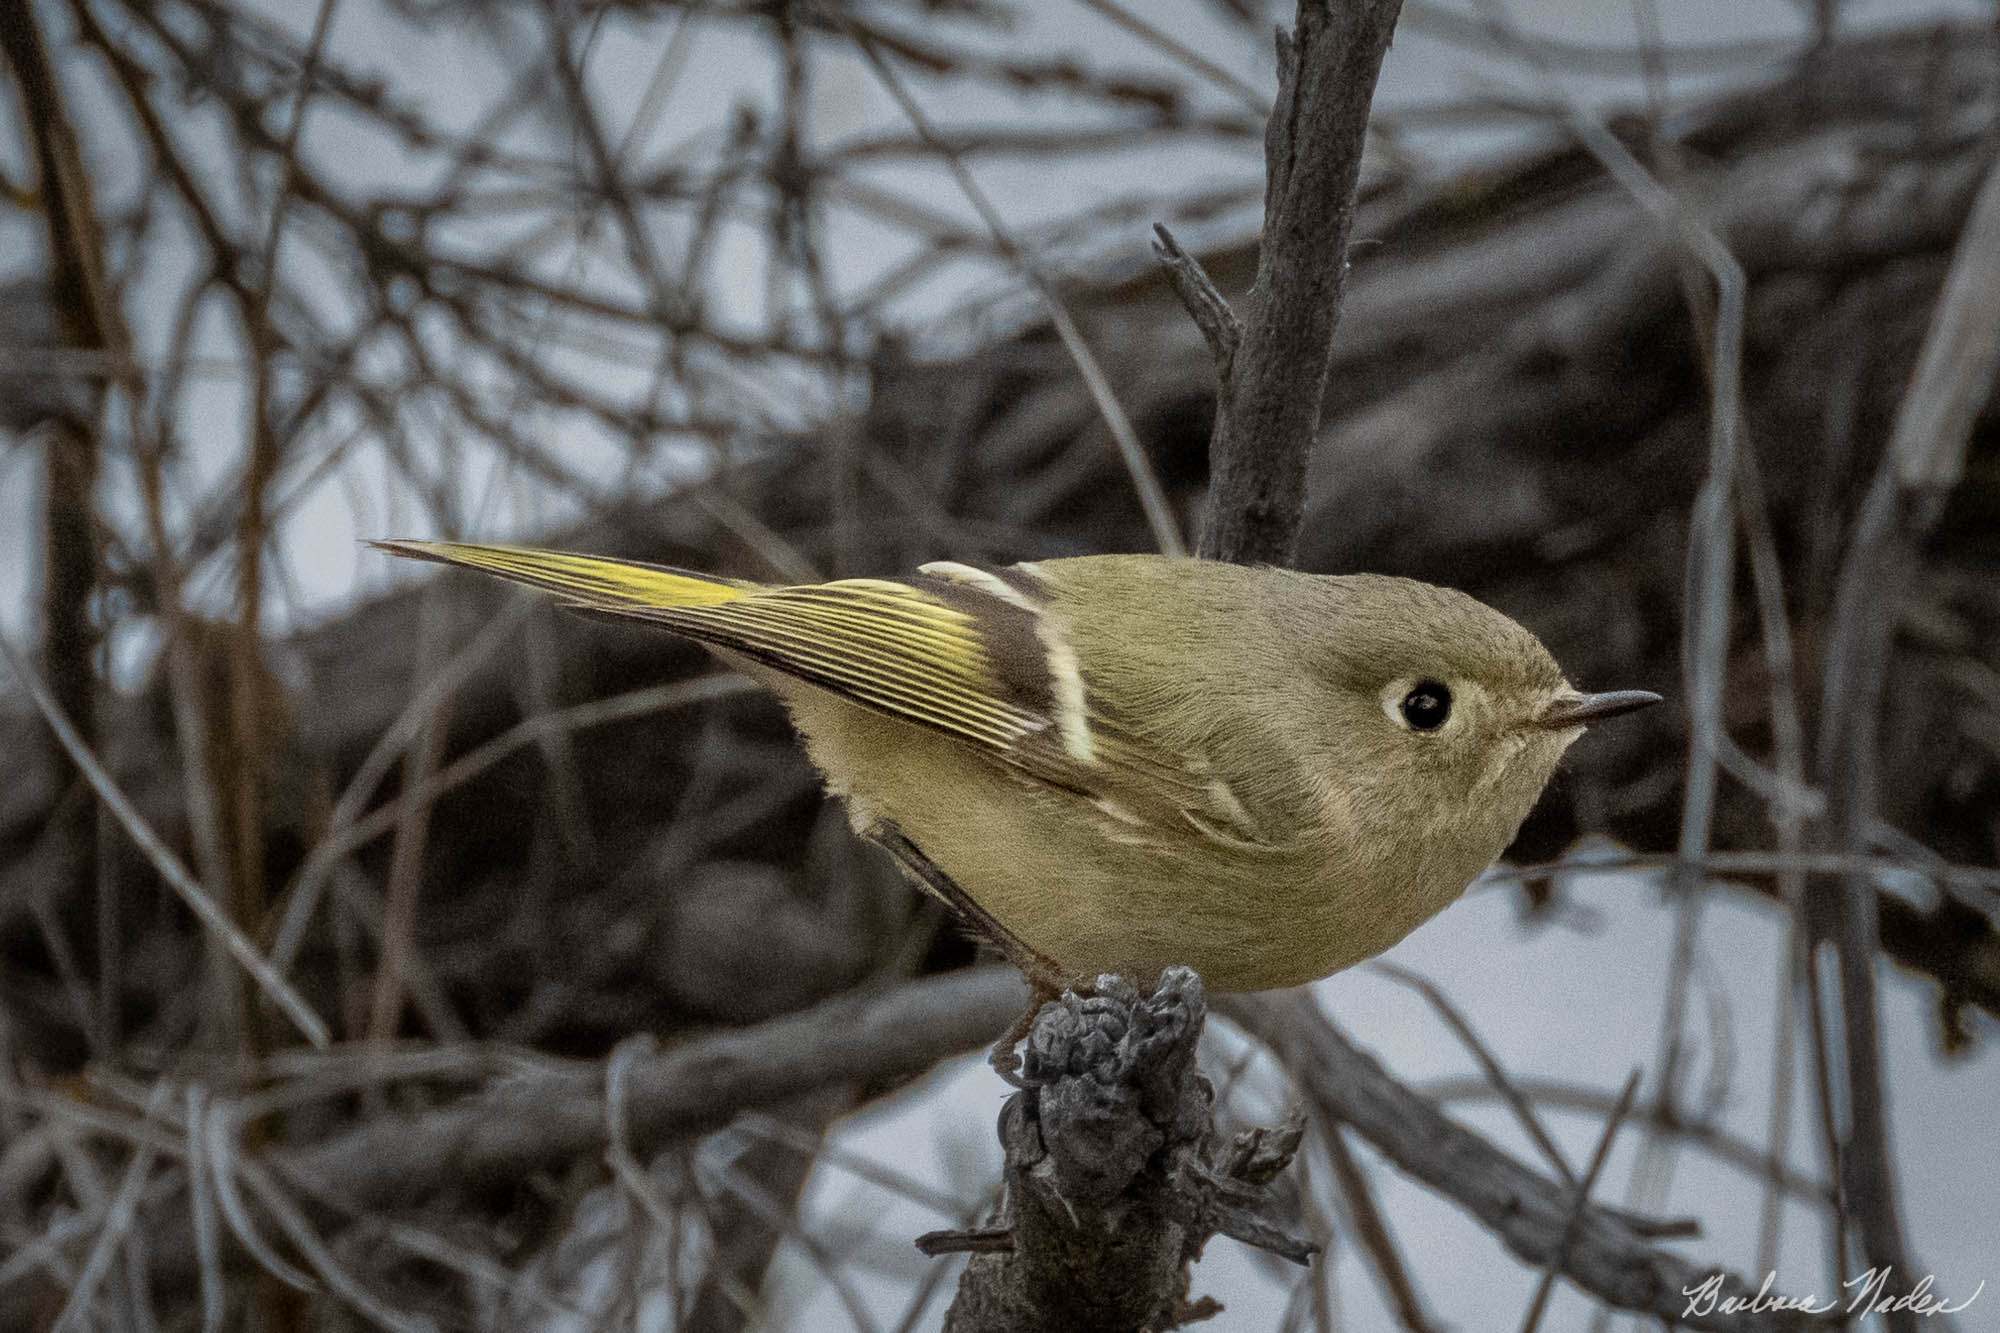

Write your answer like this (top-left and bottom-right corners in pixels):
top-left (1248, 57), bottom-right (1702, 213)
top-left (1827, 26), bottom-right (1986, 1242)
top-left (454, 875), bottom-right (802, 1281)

top-left (1320, 1123), bottom-right (1437, 1333)
top-left (0, 0), bottom-right (114, 994)
top-left (839, 7), bottom-right (1188, 558)
top-left (1223, 994), bottom-right (1837, 1332)
top-left (1518, 1067), bottom-right (1639, 1333)
top-left (1197, 0), bottom-right (1406, 566)
top-left (1812, 149), bottom-right (2000, 1327)
top-left (279, 967), bottom-right (1026, 1211)
top-left (1369, 961), bottom-right (1575, 1187)
top-left (1152, 223), bottom-right (1243, 388)
top-left (0, 634), bottom-right (329, 1048)
top-left (941, 971), bottom-right (1313, 1333)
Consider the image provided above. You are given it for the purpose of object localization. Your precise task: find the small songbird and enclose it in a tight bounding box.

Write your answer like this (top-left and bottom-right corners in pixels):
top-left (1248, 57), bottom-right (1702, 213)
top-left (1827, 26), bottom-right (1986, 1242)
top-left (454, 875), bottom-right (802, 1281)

top-left (371, 542), bottom-right (1657, 1017)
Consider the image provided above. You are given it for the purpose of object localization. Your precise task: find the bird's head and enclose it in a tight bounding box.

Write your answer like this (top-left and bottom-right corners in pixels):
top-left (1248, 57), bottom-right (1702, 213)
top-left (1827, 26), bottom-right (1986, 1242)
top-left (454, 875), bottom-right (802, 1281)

top-left (1299, 574), bottom-right (1660, 858)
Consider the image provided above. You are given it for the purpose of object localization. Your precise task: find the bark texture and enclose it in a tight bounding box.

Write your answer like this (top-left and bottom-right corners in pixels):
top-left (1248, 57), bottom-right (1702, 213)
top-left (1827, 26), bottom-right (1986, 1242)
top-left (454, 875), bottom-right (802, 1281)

top-left (941, 973), bottom-right (1311, 1332)
top-left (1197, 0), bottom-right (1406, 566)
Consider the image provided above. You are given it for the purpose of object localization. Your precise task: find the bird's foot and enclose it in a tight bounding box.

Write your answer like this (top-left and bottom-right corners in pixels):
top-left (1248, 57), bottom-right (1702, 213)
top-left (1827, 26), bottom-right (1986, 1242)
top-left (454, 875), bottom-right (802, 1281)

top-left (989, 982), bottom-right (1055, 1088)
top-left (988, 970), bottom-right (1095, 1087)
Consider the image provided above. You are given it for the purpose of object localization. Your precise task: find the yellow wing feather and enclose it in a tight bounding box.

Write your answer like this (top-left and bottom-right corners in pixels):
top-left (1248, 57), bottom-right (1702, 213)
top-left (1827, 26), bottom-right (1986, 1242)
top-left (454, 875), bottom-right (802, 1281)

top-left (370, 540), bottom-right (1044, 755)
top-left (673, 585), bottom-right (1042, 750)
top-left (371, 540), bottom-right (1277, 849)
top-left (368, 540), bottom-right (750, 609)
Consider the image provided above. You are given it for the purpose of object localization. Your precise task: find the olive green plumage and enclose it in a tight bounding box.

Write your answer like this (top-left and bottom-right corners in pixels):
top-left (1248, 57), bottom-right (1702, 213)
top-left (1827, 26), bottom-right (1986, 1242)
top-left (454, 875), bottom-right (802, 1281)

top-left (371, 541), bottom-right (1657, 992)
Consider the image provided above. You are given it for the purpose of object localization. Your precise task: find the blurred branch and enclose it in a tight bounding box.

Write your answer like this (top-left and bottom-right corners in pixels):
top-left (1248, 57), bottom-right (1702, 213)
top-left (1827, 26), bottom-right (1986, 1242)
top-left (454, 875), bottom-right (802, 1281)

top-left (0, 968), bottom-right (1026, 1324)
top-left (1516, 31), bottom-right (1750, 1241)
top-left (1076, 0), bottom-right (1270, 115)
top-left (1418, 1074), bottom-right (1831, 1211)
top-left (1369, 960), bottom-right (1576, 1186)
top-left (1813, 149), bottom-right (2000, 1325)
top-left (1404, 0), bottom-right (1797, 74)
top-left (840, 6), bottom-right (1188, 557)
top-left (222, 0), bottom-right (340, 1069)
top-left (1518, 1067), bottom-right (1639, 1333)
top-left (1320, 1122), bottom-right (1437, 1332)
top-left (0, 0), bottom-right (113, 956)
top-left (0, 634), bottom-right (330, 1049)
top-left (364, 603), bottom-right (453, 1043)
top-left (684, 1087), bottom-right (858, 1333)
top-left (1195, 0), bottom-right (1406, 566)
top-left (297, 971), bottom-right (1007, 1240)
top-left (1223, 994), bottom-right (1839, 1332)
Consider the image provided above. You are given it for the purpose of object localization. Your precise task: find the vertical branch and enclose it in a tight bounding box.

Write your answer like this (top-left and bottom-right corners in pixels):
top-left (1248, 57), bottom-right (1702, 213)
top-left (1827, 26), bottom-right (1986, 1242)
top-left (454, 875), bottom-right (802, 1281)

top-left (1195, 0), bottom-right (1406, 567)
top-left (1, 0), bottom-right (114, 929)
top-left (940, 7), bottom-right (1408, 1323)
top-left (364, 627), bottom-right (452, 1043)
top-left (1320, 1124), bottom-right (1436, 1332)
top-left (1812, 153), bottom-right (2000, 1324)
top-left (224, 0), bottom-right (339, 1058)
top-left (62, 0), bottom-right (240, 1057)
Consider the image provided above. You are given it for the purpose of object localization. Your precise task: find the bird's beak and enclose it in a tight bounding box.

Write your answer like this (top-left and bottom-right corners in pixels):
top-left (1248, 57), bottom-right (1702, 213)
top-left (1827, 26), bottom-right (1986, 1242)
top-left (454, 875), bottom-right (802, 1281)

top-left (1534, 689), bottom-right (1663, 730)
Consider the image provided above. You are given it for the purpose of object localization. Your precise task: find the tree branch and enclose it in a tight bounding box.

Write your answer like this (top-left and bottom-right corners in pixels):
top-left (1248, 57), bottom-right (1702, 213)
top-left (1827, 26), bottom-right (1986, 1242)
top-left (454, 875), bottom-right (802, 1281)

top-left (273, 968), bottom-right (1024, 1210)
top-left (0, 969), bottom-right (1027, 1325)
top-left (1195, 0), bottom-right (1406, 566)
top-left (940, 971), bottom-right (1311, 1332)
top-left (948, 3), bottom-right (1412, 1322)
top-left (1222, 993), bottom-right (1840, 1332)
top-left (0, 0), bottom-right (113, 994)
top-left (2, 966), bottom-right (1848, 1330)
top-left (1811, 149), bottom-right (2000, 1327)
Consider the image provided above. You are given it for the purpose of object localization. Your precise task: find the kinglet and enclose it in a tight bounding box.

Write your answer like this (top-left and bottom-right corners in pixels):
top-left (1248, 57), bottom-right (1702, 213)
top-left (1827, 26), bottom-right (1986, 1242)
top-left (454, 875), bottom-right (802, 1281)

top-left (372, 542), bottom-right (1658, 999)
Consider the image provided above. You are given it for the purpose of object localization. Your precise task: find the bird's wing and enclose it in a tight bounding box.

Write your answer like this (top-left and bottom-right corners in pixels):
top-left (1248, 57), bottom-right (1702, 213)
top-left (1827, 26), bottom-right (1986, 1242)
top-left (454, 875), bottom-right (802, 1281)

top-left (370, 541), bottom-right (1277, 850)
top-left (368, 539), bottom-right (756, 608)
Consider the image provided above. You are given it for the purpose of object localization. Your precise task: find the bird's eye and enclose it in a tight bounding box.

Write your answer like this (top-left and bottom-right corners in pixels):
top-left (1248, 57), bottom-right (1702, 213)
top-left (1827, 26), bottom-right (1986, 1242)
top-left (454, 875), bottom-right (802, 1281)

top-left (1400, 681), bottom-right (1452, 731)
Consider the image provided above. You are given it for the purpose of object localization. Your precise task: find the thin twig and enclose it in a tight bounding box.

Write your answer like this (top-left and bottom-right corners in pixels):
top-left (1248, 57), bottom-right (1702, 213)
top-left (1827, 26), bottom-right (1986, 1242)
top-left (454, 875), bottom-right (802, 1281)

top-left (1735, 448), bottom-right (1827, 1282)
top-left (2, 0), bottom-right (115, 1048)
top-left (49, 1082), bottom-right (171, 1333)
top-left (317, 675), bottom-right (754, 877)
top-left (0, 633), bottom-right (329, 1047)
top-left (1151, 222), bottom-right (1244, 385)
top-left (837, 7), bottom-right (1188, 558)
top-left (1518, 1068), bottom-right (1641, 1333)
top-left (914, 1228), bottom-right (1014, 1257)
top-left (199, 1099), bottom-right (315, 1292)
top-left (269, 596), bottom-right (534, 974)
top-left (1476, 7), bottom-right (1751, 1224)
top-left (1369, 961), bottom-right (1576, 1187)
top-left (1418, 1075), bottom-right (1828, 1212)
top-left (1320, 1124), bottom-right (1436, 1333)
top-left (237, 1155), bottom-right (431, 1333)
top-left (1075, 0), bottom-right (1270, 115)
top-left (366, 594), bottom-right (453, 1043)
top-left (1223, 994), bottom-right (1834, 1331)
top-left (183, 1088), bottom-right (226, 1333)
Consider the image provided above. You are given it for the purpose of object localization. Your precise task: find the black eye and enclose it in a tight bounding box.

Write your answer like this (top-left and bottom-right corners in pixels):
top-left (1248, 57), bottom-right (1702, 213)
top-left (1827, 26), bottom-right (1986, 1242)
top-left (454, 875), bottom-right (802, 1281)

top-left (1400, 681), bottom-right (1452, 731)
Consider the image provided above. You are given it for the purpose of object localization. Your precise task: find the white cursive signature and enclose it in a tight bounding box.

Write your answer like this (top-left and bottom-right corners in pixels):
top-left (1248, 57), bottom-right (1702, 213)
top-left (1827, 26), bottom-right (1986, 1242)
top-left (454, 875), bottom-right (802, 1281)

top-left (1681, 1268), bottom-right (1985, 1320)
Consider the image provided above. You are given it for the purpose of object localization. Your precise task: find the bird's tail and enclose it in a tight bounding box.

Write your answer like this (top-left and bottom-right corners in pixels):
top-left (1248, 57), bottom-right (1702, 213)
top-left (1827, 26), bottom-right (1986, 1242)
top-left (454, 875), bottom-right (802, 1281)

top-left (368, 540), bottom-right (757, 616)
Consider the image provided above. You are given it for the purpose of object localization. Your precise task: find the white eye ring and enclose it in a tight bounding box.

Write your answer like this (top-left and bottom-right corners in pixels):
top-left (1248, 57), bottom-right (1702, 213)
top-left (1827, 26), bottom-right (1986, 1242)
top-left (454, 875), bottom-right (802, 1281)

top-left (1381, 678), bottom-right (1455, 732)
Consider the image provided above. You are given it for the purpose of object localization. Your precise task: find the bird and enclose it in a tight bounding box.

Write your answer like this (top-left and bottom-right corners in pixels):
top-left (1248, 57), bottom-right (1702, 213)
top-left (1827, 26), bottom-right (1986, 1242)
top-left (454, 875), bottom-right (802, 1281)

top-left (371, 540), bottom-right (1659, 1069)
